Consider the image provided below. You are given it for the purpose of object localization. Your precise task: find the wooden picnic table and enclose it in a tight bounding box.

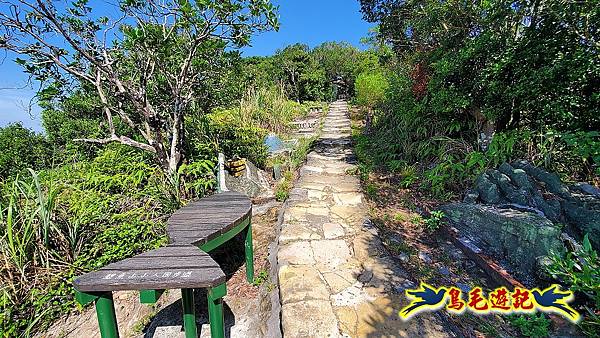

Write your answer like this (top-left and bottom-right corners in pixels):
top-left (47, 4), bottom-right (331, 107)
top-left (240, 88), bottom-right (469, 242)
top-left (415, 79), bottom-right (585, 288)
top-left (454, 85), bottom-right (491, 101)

top-left (73, 191), bottom-right (253, 338)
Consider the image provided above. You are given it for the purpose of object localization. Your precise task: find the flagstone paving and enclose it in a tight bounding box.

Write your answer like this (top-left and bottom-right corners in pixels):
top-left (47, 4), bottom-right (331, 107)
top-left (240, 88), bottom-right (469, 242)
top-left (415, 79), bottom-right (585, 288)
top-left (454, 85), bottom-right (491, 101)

top-left (277, 101), bottom-right (454, 337)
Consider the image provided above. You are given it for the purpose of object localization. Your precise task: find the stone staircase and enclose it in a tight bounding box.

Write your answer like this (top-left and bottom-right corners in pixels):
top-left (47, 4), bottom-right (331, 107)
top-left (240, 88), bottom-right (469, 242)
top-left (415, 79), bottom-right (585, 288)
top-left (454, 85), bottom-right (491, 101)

top-left (276, 101), bottom-right (454, 337)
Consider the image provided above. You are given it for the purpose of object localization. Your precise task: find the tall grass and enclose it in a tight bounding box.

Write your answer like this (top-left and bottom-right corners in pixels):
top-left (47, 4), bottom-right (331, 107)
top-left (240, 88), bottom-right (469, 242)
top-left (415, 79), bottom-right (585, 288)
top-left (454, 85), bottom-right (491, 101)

top-left (0, 146), bottom-right (182, 336)
top-left (1, 170), bottom-right (58, 277)
top-left (236, 85), bottom-right (307, 134)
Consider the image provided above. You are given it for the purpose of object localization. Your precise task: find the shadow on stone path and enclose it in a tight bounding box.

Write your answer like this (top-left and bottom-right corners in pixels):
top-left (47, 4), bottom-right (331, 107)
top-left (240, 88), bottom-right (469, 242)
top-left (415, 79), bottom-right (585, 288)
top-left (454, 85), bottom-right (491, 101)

top-left (277, 100), bottom-right (456, 337)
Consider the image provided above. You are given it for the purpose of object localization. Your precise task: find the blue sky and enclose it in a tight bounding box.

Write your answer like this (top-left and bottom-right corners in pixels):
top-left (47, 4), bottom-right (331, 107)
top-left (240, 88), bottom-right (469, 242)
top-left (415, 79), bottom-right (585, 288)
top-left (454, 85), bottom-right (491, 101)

top-left (0, 0), bottom-right (372, 132)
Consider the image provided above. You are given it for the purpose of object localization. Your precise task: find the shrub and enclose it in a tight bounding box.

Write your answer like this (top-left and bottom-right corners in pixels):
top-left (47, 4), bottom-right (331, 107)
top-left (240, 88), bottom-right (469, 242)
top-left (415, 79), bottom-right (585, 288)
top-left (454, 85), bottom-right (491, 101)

top-left (354, 70), bottom-right (389, 110)
top-left (423, 211), bottom-right (445, 231)
top-left (186, 112), bottom-right (269, 168)
top-left (0, 146), bottom-right (179, 334)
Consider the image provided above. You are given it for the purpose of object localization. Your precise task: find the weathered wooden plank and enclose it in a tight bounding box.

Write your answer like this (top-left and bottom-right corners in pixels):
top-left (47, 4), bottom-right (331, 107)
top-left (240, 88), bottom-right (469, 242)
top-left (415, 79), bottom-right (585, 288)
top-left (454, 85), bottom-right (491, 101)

top-left (168, 211), bottom-right (249, 221)
top-left (102, 257), bottom-right (217, 271)
top-left (171, 205), bottom-right (250, 216)
top-left (135, 246), bottom-right (205, 258)
top-left (167, 221), bottom-right (228, 228)
top-left (166, 191), bottom-right (251, 244)
top-left (74, 267), bottom-right (225, 292)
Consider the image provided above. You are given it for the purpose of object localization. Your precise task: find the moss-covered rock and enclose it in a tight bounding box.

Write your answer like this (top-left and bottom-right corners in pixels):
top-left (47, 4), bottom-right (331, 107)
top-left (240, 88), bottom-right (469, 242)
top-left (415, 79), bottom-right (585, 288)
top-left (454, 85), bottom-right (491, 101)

top-left (441, 203), bottom-right (562, 279)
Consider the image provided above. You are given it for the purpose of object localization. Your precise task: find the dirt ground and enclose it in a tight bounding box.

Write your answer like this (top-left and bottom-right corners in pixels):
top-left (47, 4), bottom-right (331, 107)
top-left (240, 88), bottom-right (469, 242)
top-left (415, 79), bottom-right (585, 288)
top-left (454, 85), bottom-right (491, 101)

top-left (348, 104), bottom-right (585, 338)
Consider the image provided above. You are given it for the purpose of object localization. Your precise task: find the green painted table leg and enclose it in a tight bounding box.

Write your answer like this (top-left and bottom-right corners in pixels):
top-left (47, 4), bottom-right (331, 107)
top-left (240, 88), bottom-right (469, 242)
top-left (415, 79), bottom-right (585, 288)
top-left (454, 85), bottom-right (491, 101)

top-left (95, 292), bottom-right (119, 338)
top-left (245, 222), bottom-right (254, 283)
top-left (181, 288), bottom-right (197, 338)
top-left (207, 284), bottom-right (227, 338)
top-left (139, 289), bottom-right (164, 304)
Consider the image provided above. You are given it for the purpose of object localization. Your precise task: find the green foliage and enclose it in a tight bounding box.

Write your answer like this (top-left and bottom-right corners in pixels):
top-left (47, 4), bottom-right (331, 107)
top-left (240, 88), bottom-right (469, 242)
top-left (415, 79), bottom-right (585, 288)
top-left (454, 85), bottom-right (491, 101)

top-left (252, 269), bottom-right (270, 287)
top-left (545, 234), bottom-right (600, 336)
top-left (0, 123), bottom-right (53, 180)
top-left (0, 145), bottom-right (185, 335)
top-left (312, 42), bottom-right (378, 98)
top-left (274, 44), bottom-right (327, 102)
top-left (187, 112), bottom-right (269, 168)
top-left (423, 211), bottom-right (445, 231)
top-left (507, 314), bottom-right (551, 338)
top-left (546, 234), bottom-right (600, 307)
top-left (561, 131), bottom-right (600, 176)
top-left (365, 183), bottom-right (378, 199)
top-left (354, 70), bottom-right (389, 109)
top-left (357, 0), bottom-right (599, 195)
top-left (236, 85), bottom-right (307, 134)
top-left (275, 173), bottom-right (292, 202)
top-left (289, 137), bottom-right (316, 170)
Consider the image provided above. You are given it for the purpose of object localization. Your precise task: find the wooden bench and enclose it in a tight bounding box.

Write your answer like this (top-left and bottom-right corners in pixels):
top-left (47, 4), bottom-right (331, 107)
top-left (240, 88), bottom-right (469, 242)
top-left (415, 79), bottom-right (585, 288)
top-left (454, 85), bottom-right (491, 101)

top-left (73, 191), bottom-right (253, 338)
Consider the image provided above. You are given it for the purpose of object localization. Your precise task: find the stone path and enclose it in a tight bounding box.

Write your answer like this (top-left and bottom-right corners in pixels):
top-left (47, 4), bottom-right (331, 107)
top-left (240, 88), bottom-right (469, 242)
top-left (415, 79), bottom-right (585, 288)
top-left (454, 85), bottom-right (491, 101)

top-left (277, 101), bottom-right (453, 338)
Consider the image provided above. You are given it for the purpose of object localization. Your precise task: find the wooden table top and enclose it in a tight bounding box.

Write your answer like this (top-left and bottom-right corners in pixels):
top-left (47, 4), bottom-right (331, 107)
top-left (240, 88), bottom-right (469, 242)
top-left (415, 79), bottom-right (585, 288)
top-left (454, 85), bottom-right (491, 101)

top-left (167, 191), bottom-right (252, 246)
top-left (73, 245), bottom-right (225, 292)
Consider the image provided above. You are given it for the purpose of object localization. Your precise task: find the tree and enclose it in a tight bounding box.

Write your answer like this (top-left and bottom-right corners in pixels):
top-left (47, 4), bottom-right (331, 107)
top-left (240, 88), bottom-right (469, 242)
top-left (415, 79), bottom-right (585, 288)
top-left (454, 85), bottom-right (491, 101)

top-left (0, 123), bottom-right (52, 179)
top-left (0, 0), bottom-right (278, 174)
top-left (359, 0), bottom-right (600, 144)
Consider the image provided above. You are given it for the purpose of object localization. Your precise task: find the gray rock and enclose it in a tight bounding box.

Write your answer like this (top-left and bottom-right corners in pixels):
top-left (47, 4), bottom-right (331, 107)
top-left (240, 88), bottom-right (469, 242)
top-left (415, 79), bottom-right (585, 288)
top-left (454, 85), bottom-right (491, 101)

top-left (532, 194), bottom-right (561, 222)
top-left (561, 200), bottom-right (600, 249)
top-left (441, 203), bottom-right (562, 279)
top-left (470, 161), bottom-right (600, 251)
top-left (224, 161), bottom-right (272, 198)
top-left (573, 182), bottom-right (600, 198)
top-left (397, 253), bottom-right (410, 263)
top-left (489, 169), bottom-right (531, 205)
top-left (456, 282), bottom-right (471, 293)
top-left (438, 266), bottom-right (451, 276)
top-left (463, 190), bottom-right (479, 203)
top-left (512, 169), bottom-right (534, 190)
top-left (512, 161), bottom-right (571, 199)
top-left (560, 232), bottom-right (582, 252)
top-left (475, 173), bottom-right (502, 204)
top-left (418, 251), bottom-right (432, 264)
top-left (498, 162), bottom-right (515, 176)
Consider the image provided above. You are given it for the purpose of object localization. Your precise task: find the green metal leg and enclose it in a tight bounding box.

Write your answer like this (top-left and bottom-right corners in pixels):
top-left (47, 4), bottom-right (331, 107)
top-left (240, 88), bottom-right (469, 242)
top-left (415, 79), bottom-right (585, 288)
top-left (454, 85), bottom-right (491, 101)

top-left (139, 289), bottom-right (165, 304)
top-left (207, 284), bottom-right (227, 338)
top-left (181, 288), bottom-right (197, 338)
top-left (95, 292), bottom-right (119, 338)
top-left (245, 222), bottom-right (254, 283)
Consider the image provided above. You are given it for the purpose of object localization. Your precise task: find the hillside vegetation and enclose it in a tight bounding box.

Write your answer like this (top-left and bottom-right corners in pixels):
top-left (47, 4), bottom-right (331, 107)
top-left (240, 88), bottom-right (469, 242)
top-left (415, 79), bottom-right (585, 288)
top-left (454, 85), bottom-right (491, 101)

top-left (0, 2), bottom-right (373, 333)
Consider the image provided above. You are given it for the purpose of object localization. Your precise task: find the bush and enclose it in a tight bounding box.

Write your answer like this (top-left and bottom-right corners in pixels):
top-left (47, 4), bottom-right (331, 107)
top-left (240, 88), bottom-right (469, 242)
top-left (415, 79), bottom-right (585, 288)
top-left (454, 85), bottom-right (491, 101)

top-left (186, 112), bottom-right (269, 168)
top-left (354, 70), bottom-right (389, 110)
top-left (508, 314), bottom-right (551, 338)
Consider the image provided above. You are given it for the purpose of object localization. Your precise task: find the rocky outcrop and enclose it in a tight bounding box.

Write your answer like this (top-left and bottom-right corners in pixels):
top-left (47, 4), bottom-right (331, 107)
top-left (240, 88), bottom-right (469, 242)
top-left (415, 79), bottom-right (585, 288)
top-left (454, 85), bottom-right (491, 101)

top-left (441, 203), bottom-right (562, 280)
top-left (465, 161), bottom-right (600, 250)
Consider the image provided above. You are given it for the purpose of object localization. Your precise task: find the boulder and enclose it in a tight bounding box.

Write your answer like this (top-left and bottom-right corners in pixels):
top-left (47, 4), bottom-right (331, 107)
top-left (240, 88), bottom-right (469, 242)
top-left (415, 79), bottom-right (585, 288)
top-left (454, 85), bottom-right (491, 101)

top-left (467, 161), bottom-right (600, 251)
top-left (561, 200), bottom-right (600, 249)
top-left (224, 161), bottom-right (272, 198)
top-left (475, 173), bottom-right (502, 204)
top-left (441, 203), bottom-right (562, 279)
top-left (512, 160), bottom-right (571, 199)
